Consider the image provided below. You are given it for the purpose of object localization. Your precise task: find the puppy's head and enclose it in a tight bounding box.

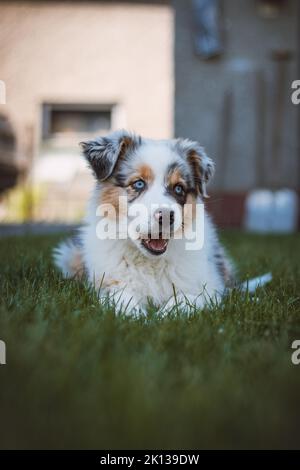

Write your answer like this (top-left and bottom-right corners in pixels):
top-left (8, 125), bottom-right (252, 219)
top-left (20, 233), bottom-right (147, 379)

top-left (81, 130), bottom-right (214, 258)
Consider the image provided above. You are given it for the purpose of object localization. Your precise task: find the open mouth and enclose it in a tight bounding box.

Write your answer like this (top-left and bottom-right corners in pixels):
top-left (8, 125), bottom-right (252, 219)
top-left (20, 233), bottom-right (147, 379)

top-left (141, 234), bottom-right (169, 255)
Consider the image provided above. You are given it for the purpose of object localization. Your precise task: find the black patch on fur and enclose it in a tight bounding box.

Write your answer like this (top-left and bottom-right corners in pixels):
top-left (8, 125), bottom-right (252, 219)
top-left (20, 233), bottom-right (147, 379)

top-left (80, 131), bottom-right (141, 181)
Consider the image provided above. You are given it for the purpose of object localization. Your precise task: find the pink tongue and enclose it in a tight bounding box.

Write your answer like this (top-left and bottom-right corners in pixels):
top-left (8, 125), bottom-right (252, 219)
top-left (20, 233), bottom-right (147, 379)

top-left (148, 239), bottom-right (166, 251)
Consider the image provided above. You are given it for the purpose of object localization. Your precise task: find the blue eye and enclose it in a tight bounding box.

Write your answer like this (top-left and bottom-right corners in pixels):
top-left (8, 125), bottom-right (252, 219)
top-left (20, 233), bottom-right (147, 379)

top-left (174, 184), bottom-right (184, 195)
top-left (132, 179), bottom-right (145, 190)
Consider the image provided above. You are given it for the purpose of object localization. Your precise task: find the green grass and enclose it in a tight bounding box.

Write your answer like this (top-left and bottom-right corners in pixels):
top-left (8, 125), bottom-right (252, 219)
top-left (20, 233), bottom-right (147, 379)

top-left (0, 231), bottom-right (300, 449)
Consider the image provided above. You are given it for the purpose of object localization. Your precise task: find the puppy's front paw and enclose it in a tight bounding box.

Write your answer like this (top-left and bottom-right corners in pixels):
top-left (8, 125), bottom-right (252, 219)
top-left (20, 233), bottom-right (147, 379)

top-left (158, 293), bottom-right (207, 316)
top-left (124, 304), bottom-right (148, 318)
top-left (103, 289), bottom-right (147, 317)
top-left (158, 294), bottom-right (187, 317)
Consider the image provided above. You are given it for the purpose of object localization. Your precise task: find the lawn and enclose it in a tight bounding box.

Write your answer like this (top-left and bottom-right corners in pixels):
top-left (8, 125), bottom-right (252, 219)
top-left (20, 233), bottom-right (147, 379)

top-left (0, 231), bottom-right (300, 449)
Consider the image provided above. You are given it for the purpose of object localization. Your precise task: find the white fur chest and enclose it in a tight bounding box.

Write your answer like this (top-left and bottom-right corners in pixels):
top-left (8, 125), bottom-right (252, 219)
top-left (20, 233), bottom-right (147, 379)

top-left (82, 219), bottom-right (224, 308)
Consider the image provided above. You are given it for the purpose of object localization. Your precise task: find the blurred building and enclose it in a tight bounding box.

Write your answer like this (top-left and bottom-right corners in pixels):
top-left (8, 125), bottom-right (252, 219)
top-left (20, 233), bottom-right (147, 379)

top-left (0, 0), bottom-right (299, 225)
top-left (0, 0), bottom-right (173, 220)
top-left (175, 0), bottom-right (299, 226)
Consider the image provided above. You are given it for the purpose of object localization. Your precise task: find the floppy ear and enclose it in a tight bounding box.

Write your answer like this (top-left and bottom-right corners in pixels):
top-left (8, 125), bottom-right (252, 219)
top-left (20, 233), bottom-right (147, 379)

top-left (80, 130), bottom-right (140, 181)
top-left (176, 139), bottom-right (215, 198)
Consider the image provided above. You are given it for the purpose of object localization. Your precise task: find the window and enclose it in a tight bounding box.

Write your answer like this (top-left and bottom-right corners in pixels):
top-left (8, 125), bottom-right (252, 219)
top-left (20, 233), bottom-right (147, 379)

top-left (42, 103), bottom-right (113, 146)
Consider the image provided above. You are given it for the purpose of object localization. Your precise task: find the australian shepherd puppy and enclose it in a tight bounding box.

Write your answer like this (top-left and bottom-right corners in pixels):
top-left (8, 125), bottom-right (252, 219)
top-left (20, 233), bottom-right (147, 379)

top-left (54, 129), bottom-right (235, 315)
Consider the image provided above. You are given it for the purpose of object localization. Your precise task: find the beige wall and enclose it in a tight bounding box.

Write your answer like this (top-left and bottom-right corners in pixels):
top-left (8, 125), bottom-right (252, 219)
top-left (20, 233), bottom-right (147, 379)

top-left (174, 0), bottom-right (299, 192)
top-left (0, 1), bottom-right (174, 164)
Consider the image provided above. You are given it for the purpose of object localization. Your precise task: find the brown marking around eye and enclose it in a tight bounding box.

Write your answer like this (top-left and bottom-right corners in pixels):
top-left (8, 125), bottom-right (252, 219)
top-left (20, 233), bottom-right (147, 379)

top-left (138, 164), bottom-right (154, 183)
top-left (167, 166), bottom-right (187, 189)
top-left (123, 164), bottom-right (155, 201)
top-left (126, 164), bottom-right (154, 187)
top-left (166, 165), bottom-right (190, 208)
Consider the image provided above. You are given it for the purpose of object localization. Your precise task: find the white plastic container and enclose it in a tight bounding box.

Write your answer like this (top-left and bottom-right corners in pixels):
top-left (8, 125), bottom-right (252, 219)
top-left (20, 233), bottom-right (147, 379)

top-left (244, 189), bottom-right (298, 233)
top-left (272, 189), bottom-right (298, 233)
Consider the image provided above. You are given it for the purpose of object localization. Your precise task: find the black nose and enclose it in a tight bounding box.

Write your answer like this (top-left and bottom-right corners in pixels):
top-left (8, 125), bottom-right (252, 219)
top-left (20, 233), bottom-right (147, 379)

top-left (157, 210), bottom-right (175, 227)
